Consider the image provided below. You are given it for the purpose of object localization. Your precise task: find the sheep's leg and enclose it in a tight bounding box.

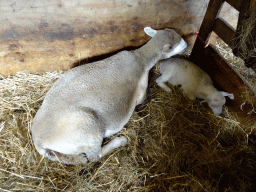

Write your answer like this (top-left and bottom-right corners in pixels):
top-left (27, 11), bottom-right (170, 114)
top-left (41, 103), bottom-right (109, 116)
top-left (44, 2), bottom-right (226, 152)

top-left (40, 107), bottom-right (105, 165)
top-left (45, 149), bottom-right (89, 165)
top-left (156, 75), bottom-right (172, 92)
top-left (101, 136), bottom-right (127, 157)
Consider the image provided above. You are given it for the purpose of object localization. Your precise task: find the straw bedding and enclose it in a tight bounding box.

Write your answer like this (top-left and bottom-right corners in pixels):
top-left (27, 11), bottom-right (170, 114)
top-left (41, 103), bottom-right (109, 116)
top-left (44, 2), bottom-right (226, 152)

top-left (0, 45), bottom-right (256, 192)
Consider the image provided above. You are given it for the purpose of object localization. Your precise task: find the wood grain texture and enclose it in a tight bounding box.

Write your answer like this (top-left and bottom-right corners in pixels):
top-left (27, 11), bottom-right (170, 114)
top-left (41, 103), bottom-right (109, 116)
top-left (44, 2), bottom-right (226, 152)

top-left (213, 17), bottom-right (236, 48)
top-left (0, 0), bottom-right (211, 75)
top-left (226, 0), bottom-right (242, 11)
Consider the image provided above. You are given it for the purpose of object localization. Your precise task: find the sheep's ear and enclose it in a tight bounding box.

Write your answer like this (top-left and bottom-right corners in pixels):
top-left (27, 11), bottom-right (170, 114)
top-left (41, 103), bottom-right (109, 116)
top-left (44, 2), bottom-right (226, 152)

top-left (144, 27), bottom-right (157, 37)
top-left (221, 92), bottom-right (234, 99)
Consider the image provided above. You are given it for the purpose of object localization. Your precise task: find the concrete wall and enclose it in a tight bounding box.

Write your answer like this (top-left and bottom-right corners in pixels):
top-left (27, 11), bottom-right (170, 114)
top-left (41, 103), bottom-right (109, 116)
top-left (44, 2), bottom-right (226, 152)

top-left (0, 0), bottom-right (238, 75)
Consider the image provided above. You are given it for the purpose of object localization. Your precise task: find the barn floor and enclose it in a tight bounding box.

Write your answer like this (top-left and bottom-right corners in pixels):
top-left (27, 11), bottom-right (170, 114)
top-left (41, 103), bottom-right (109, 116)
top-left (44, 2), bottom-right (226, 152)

top-left (0, 44), bottom-right (256, 192)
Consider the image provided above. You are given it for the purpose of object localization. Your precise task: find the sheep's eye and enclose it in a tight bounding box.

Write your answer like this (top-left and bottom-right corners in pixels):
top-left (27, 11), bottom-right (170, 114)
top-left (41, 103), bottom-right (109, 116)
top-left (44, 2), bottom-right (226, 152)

top-left (163, 46), bottom-right (169, 51)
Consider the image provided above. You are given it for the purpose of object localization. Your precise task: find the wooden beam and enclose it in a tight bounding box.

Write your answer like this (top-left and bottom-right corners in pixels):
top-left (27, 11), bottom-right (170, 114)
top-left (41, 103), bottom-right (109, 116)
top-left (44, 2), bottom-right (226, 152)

top-left (197, 0), bottom-right (225, 41)
top-left (205, 44), bottom-right (248, 95)
top-left (190, 43), bottom-right (256, 125)
top-left (226, 0), bottom-right (242, 11)
top-left (213, 17), bottom-right (236, 48)
top-left (190, 0), bottom-right (225, 60)
top-left (204, 44), bottom-right (256, 125)
top-left (190, 0), bottom-right (256, 125)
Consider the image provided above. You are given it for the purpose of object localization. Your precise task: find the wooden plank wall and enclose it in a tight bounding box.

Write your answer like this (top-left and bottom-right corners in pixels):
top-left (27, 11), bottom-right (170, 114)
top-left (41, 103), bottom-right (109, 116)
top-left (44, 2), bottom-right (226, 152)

top-left (0, 0), bottom-right (242, 76)
top-left (0, 0), bottom-right (211, 76)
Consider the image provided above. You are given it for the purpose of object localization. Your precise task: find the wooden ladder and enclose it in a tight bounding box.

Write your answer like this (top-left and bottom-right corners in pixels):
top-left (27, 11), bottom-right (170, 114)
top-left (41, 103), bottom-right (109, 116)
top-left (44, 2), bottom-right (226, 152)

top-left (189, 0), bottom-right (256, 126)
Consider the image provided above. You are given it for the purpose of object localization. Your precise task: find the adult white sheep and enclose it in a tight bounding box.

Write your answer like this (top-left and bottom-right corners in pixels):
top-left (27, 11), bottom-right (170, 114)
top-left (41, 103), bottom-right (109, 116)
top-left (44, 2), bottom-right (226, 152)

top-left (156, 58), bottom-right (234, 115)
top-left (31, 27), bottom-right (187, 164)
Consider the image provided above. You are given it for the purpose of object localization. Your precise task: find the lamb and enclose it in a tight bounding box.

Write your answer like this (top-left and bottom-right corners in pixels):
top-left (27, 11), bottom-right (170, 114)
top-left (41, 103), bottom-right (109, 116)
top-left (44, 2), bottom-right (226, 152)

top-left (31, 27), bottom-right (187, 164)
top-left (156, 58), bottom-right (234, 115)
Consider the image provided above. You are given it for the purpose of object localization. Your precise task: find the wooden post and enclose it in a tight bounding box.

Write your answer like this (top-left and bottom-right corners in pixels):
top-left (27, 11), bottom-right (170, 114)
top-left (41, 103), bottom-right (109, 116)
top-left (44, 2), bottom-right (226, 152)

top-left (189, 0), bottom-right (256, 126)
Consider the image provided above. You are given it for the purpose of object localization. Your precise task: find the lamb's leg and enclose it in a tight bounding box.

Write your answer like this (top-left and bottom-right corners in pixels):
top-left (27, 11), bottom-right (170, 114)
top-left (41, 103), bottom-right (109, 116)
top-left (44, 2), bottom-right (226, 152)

top-left (183, 90), bottom-right (196, 101)
top-left (156, 75), bottom-right (172, 92)
top-left (101, 136), bottom-right (127, 157)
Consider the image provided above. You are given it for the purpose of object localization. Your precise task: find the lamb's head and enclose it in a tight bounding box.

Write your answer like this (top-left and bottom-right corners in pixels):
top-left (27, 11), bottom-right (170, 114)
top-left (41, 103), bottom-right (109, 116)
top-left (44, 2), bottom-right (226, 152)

top-left (206, 91), bottom-right (234, 115)
top-left (144, 27), bottom-right (187, 59)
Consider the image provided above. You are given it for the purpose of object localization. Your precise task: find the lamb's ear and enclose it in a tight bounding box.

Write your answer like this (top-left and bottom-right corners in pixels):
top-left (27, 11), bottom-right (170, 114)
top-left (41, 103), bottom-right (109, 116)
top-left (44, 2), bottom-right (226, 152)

top-left (221, 92), bottom-right (234, 99)
top-left (144, 27), bottom-right (157, 37)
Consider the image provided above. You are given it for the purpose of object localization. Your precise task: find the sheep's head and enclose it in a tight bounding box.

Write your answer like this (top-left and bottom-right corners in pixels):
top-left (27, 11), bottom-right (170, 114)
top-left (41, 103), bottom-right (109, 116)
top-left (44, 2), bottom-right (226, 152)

top-left (206, 92), bottom-right (234, 115)
top-left (144, 27), bottom-right (187, 60)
